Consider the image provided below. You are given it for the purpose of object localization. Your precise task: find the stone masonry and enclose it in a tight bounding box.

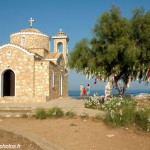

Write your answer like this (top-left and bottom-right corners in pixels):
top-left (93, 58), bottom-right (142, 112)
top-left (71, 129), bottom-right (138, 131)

top-left (0, 26), bottom-right (69, 103)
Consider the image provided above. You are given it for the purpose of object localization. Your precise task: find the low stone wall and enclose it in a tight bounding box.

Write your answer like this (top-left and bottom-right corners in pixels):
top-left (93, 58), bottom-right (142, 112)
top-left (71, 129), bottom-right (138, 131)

top-left (0, 96), bottom-right (50, 103)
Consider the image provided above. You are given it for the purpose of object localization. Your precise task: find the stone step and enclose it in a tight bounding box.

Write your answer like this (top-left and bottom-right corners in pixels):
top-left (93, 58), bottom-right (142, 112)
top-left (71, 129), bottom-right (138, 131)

top-left (0, 107), bottom-right (32, 112)
top-left (0, 112), bottom-right (33, 118)
top-left (0, 107), bottom-right (33, 117)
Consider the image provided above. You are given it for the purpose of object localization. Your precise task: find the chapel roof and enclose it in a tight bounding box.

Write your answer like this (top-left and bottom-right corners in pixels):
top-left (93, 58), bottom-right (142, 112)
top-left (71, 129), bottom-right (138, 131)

top-left (45, 52), bottom-right (62, 59)
top-left (20, 27), bottom-right (42, 33)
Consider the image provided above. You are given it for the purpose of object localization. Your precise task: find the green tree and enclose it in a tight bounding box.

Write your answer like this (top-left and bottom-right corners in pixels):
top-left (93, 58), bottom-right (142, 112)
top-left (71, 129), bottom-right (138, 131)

top-left (68, 6), bottom-right (150, 95)
top-left (130, 8), bottom-right (150, 80)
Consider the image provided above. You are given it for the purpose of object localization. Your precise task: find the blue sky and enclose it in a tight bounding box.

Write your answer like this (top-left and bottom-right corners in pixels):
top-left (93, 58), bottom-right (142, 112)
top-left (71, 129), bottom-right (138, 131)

top-left (0, 0), bottom-right (150, 91)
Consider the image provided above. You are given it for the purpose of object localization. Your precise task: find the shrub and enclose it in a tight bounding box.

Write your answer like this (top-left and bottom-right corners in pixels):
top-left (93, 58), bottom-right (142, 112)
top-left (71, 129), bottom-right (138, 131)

top-left (103, 97), bottom-right (137, 127)
top-left (21, 113), bottom-right (28, 118)
top-left (47, 107), bottom-right (64, 118)
top-left (85, 93), bottom-right (104, 109)
top-left (65, 110), bottom-right (76, 118)
top-left (135, 108), bottom-right (150, 132)
top-left (35, 109), bottom-right (47, 120)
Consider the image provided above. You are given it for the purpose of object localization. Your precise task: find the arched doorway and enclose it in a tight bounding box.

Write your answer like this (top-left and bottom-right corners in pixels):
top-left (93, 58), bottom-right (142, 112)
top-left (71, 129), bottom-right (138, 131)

top-left (3, 69), bottom-right (15, 96)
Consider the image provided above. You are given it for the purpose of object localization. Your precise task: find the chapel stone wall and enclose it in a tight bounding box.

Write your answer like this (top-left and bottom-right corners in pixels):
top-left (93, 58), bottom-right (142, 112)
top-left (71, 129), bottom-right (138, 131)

top-left (49, 63), bottom-right (60, 99)
top-left (49, 63), bottom-right (68, 100)
top-left (0, 46), bottom-right (34, 96)
top-left (62, 72), bottom-right (68, 97)
top-left (34, 60), bottom-right (50, 97)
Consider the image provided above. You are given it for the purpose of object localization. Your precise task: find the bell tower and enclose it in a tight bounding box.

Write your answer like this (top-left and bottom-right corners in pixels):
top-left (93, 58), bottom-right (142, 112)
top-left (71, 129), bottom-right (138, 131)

top-left (52, 29), bottom-right (69, 67)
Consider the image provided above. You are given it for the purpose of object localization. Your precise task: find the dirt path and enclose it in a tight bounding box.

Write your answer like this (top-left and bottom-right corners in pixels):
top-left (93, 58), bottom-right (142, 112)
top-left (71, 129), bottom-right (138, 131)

top-left (0, 129), bottom-right (42, 150)
top-left (0, 117), bottom-right (150, 150)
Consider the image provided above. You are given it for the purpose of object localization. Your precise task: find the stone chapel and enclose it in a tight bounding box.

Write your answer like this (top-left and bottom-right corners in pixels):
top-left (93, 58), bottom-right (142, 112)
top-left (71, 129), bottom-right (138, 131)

top-left (0, 19), bottom-right (69, 102)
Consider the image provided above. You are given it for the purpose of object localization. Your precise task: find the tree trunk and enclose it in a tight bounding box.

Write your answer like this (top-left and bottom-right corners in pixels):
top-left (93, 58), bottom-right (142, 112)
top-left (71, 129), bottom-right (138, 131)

top-left (105, 81), bottom-right (113, 101)
top-left (115, 82), bottom-right (127, 95)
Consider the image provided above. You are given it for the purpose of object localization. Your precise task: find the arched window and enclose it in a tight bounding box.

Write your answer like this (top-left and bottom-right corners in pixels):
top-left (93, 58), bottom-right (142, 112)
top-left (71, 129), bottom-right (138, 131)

top-left (59, 73), bottom-right (63, 96)
top-left (21, 37), bottom-right (26, 47)
top-left (51, 71), bottom-right (54, 88)
top-left (57, 42), bottom-right (63, 52)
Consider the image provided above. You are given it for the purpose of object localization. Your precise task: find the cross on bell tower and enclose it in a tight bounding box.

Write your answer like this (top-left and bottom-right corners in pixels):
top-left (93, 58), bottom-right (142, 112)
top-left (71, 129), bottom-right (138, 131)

top-left (29, 17), bottom-right (34, 28)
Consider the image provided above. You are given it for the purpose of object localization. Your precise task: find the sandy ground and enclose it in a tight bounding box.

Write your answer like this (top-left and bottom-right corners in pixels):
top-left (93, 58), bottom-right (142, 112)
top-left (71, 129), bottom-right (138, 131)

top-left (0, 97), bottom-right (150, 150)
top-left (0, 117), bottom-right (150, 150)
top-left (0, 129), bottom-right (42, 150)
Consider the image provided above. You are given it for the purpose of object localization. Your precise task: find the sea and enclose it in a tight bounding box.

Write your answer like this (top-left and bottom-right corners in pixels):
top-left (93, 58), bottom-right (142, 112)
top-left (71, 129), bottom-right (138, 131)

top-left (68, 89), bottom-right (150, 97)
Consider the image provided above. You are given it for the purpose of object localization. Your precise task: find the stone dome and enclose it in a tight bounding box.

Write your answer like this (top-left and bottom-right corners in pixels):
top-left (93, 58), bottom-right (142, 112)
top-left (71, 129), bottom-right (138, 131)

top-left (20, 27), bottom-right (43, 33)
top-left (10, 27), bottom-right (50, 53)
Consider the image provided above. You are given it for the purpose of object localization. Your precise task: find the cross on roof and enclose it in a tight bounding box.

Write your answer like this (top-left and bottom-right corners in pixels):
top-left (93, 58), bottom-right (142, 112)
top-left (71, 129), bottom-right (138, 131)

top-left (29, 17), bottom-right (34, 28)
top-left (59, 28), bottom-right (62, 32)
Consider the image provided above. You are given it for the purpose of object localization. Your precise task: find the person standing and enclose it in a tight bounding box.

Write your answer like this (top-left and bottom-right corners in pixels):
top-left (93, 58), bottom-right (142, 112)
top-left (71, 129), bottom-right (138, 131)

top-left (83, 88), bottom-right (87, 96)
top-left (80, 83), bottom-right (83, 97)
top-left (87, 84), bottom-right (90, 96)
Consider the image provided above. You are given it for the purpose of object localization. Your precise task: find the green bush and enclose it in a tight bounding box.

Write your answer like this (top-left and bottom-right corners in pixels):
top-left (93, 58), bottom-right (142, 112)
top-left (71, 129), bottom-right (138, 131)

top-left (65, 110), bottom-right (76, 118)
top-left (135, 108), bottom-right (150, 131)
top-left (21, 113), bottom-right (28, 118)
top-left (35, 109), bottom-right (47, 120)
top-left (103, 97), bottom-right (137, 127)
top-left (47, 107), bottom-right (64, 118)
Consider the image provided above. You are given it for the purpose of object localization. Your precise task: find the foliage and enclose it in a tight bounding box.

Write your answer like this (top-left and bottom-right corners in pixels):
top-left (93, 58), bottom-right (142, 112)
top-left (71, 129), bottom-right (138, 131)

top-left (131, 8), bottom-right (150, 68)
top-left (103, 97), bottom-right (137, 127)
top-left (21, 113), bottom-right (28, 119)
top-left (47, 107), bottom-right (64, 118)
top-left (135, 108), bottom-right (150, 131)
top-left (85, 94), bottom-right (150, 131)
top-left (85, 93), bottom-right (104, 109)
top-left (85, 95), bottom-right (137, 127)
top-left (65, 110), bottom-right (76, 118)
top-left (35, 109), bottom-right (47, 120)
top-left (68, 38), bottom-right (94, 72)
top-left (68, 6), bottom-right (150, 94)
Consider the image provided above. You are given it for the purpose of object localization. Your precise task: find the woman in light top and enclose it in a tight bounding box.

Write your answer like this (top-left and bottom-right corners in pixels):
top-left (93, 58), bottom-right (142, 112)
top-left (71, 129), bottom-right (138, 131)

top-left (87, 84), bottom-right (90, 96)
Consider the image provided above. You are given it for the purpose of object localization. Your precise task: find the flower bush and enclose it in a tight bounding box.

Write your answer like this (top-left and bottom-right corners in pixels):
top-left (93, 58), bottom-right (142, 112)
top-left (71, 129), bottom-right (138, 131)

top-left (85, 93), bottom-right (104, 109)
top-left (103, 97), bottom-right (137, 127)
top-left (84, 95), bottom-right (141, 128)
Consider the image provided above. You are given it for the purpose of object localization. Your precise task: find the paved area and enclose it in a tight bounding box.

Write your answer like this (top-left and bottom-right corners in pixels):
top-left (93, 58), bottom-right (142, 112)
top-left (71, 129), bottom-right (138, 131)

top-left (0, 96), bottom-right (104, 117)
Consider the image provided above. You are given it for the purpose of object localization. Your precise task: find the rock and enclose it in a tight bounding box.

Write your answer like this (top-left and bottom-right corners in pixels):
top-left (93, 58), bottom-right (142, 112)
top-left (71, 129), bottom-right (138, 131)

top-left (106, 134), bottom-right (115, 137)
